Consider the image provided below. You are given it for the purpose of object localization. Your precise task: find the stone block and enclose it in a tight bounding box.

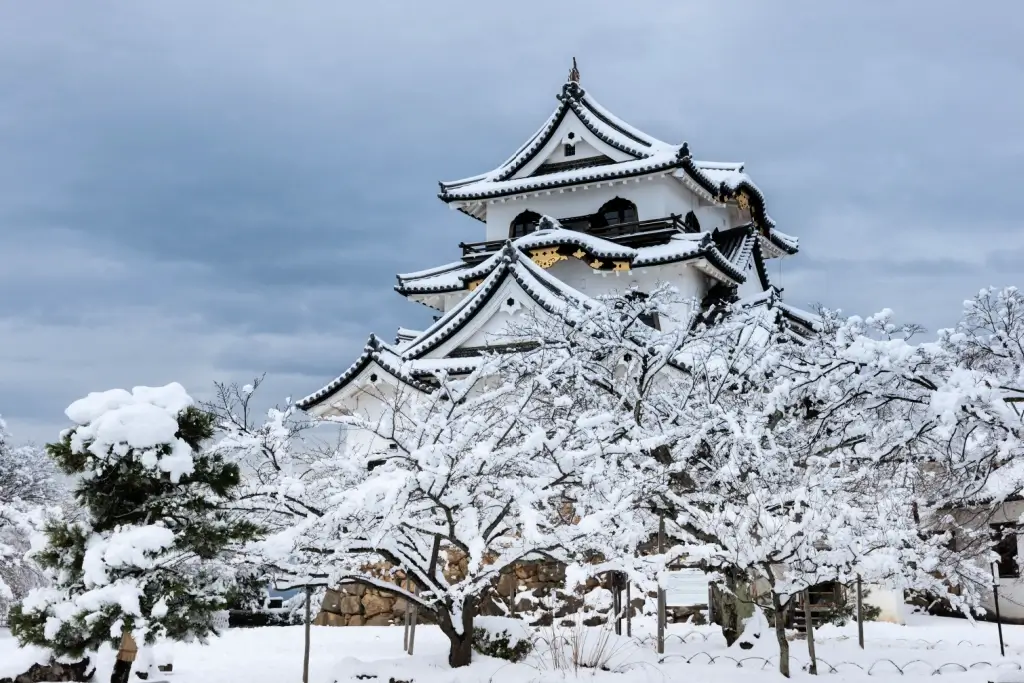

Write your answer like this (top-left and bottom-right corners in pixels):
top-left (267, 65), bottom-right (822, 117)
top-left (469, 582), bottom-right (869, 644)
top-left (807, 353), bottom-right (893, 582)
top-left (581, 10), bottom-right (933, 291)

top-left (340, 595), bottom-right (362, 614)
top-left (362, 593), bottom-right (393, 617)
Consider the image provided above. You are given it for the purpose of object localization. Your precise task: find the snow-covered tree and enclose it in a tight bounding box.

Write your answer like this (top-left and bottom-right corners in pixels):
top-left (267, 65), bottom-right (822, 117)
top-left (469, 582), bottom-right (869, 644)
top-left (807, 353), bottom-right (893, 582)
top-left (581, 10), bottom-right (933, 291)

top-left (0, 418), bottom-right (64, 617)
top-left (662, 299), bottom-right (998, 676)
top-left (9, 384), bottom-right (261, 683)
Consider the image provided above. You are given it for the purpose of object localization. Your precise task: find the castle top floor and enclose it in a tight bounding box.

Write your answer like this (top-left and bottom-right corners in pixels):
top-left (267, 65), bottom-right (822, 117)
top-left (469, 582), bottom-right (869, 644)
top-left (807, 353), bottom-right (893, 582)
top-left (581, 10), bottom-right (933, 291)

top-left (437, 61), bottom-right (786, 251)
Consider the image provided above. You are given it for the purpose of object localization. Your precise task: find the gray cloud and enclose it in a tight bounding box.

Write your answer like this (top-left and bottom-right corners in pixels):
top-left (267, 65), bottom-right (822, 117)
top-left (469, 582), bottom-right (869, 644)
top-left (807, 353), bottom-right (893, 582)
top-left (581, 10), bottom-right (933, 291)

top-left (0, 0), bottom-right (1021, 442)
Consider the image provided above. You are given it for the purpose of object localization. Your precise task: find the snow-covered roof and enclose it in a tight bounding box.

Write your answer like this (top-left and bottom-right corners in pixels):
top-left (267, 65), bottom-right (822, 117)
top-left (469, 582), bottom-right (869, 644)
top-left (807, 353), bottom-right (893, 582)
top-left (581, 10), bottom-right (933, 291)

top-left (299, 244), bottom-right (594, 411)
top-left (395, 225), bottom-right (750, 298)
top-left (295, 335), bottom-right (435, 410)
top-left (437, 78), bottom-right (781, 233)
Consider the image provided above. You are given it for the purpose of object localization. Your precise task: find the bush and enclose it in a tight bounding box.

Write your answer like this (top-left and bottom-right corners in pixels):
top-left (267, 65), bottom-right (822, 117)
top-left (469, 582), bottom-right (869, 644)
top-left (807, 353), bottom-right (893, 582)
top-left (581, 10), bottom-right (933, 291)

top-left (825, 588), bottom-right (882, 626)
top-left (472, 616), bottom-right (533, 662)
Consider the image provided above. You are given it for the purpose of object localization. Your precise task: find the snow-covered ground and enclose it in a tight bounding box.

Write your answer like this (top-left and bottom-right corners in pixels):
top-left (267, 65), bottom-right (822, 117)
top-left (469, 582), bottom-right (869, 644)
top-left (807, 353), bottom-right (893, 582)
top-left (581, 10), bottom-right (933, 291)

top-left (3, 615), bottom-right (1023, 683)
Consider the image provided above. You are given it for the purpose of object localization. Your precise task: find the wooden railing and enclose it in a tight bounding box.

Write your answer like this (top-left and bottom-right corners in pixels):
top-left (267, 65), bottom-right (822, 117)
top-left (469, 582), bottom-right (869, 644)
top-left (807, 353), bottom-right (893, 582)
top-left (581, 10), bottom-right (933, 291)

top-left (459, 214), bottom-right (689, 260)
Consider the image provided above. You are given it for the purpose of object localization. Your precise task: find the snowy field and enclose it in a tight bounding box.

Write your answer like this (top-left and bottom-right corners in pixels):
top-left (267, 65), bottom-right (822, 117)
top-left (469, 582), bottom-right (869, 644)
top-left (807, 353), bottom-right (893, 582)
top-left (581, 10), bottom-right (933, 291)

top-left (4, 615), bottom-right (1024, 683)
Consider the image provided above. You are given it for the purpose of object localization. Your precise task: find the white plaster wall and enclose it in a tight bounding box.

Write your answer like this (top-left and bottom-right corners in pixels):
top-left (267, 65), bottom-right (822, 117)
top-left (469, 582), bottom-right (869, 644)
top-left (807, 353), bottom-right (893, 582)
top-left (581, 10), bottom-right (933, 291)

top-left (315, 368), bottom-right (413, 459)
top-left (511, 108), bottom-right (633, 179)
top-left (545, 139), bottom-right (605, 164)
top-left (864, 586), bottom-right (908, 624)
top-left (480, 177), bottom-right (738, 241)
top-left (482, 179), bottom-right (676, 241)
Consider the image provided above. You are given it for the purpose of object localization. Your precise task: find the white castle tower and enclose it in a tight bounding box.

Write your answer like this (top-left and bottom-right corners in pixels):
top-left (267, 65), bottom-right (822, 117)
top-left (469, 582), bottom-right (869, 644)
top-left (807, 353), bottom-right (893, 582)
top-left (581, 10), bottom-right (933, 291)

top-left (298, 63), bottom-right (806, 437)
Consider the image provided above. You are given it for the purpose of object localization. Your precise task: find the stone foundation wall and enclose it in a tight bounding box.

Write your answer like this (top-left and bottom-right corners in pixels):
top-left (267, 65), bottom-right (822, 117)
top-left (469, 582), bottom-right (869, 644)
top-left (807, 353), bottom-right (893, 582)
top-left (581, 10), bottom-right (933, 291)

top-left (312, 558), bottom-right (705, 628)
top-left (315, 582), bottom-right (408, 626)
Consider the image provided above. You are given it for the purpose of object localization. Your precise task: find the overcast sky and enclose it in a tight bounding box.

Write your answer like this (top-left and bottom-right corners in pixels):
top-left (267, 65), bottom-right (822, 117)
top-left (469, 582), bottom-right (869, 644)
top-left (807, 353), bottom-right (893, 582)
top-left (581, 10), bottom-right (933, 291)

top-left (1, 2), bottom-right (1022, 443)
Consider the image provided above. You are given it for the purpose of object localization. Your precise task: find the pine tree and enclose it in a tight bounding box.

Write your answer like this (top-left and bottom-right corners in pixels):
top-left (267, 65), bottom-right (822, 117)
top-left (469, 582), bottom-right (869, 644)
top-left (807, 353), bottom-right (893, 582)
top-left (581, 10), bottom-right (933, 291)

top-left (9, 383), bottom-right (261, 683)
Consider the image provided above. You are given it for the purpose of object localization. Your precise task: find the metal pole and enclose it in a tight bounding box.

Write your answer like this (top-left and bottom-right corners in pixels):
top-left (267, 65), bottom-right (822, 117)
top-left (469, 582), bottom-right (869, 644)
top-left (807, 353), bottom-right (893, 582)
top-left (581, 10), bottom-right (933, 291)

top-left (302, 586), bottom-right (312, 683)
top-left (856, 576), bottom-right (864, 650)
top-left (803, 588), bottom-right (817, 675)
top-left (993, 562), bottom-right (1005, 657)
top-left (657, 516), bottom-right (666, 655)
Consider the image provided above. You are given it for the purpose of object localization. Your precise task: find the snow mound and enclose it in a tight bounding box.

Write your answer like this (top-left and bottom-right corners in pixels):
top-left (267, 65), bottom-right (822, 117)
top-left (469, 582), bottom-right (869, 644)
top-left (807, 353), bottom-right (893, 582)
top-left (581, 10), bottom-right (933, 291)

top-left (65, 383), bottom-right (196, 483)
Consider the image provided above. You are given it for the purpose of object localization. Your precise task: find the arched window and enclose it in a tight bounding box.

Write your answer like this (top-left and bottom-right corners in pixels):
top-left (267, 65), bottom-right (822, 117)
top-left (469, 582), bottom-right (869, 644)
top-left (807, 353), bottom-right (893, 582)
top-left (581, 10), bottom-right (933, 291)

top-left (595, 197), bottom-right (638, 227)
top-left (510, 210), bottom-right (541, 238)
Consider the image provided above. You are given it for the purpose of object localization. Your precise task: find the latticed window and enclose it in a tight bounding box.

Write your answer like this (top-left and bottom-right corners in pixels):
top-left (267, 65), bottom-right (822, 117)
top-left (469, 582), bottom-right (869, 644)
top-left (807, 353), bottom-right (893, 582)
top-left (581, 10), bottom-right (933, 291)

top-left (510, 210), bottom-right (541, 238)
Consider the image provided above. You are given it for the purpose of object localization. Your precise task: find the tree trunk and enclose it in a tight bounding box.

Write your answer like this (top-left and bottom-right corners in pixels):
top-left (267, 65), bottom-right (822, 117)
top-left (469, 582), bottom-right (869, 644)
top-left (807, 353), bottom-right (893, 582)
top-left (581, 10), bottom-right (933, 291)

top-left (436, 596), bottom-right (477, 668)
top-left (715, 570), bottom-right (744, 646)
top-left (772, 591), bottom-right (790, 678)
top-left (112, 631), bottom-right (137, 683)
top-left (109, 660), bottom-right (132, 683)
top-left (803, 589), bottom-right (817, 675)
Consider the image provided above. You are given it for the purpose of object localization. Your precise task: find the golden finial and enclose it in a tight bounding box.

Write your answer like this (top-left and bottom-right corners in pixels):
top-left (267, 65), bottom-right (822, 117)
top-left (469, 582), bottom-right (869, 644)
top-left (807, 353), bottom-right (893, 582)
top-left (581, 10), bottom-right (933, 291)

top-left (568, 57), bottom-right (580, 83)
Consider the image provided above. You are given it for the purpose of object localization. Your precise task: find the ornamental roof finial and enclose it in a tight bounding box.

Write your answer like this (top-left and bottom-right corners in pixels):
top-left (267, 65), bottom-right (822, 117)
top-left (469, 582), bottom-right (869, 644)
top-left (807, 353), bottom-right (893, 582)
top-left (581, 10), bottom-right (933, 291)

top-left (568, 57), bottom-right (580, 84)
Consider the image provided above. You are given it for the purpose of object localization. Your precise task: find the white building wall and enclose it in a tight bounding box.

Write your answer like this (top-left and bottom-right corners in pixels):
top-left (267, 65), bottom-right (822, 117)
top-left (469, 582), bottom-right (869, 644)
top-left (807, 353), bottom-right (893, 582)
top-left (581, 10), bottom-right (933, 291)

top-left (864, 586), bottom-right (909, 624)
top-left (479, 177), bottom-right (738, 241)
top-left (315, 369), bottom-right (412, 459)
top-left (955, 500), bottom-right (1024, 621)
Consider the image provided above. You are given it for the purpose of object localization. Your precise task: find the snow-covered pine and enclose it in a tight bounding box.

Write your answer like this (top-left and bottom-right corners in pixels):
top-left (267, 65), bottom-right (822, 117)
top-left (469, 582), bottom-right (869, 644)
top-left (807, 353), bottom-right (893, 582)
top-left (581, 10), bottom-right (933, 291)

top-left (8, 383), bottom-right (261, 681)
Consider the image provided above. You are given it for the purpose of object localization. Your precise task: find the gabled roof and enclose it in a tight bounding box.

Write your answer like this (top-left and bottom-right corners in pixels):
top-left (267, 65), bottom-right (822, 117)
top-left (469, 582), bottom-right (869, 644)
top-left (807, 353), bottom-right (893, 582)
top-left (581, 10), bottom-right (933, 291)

top-left (401, 242), bottom-right (589, 359)
top-left (295, 335), bottom-right (433, 411)
top-left (442, 80), bottom-right (671, 193)
top-left (436, 77), bottom-right (781, 234)
top-left (299, 244), bottom-right (594, 412)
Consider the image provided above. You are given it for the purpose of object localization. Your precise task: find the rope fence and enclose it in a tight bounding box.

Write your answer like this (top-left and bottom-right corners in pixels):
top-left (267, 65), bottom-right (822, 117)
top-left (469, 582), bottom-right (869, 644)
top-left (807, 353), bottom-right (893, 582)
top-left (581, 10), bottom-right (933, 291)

top-left (626, 631), bottom-right (1024, 675)
top-left (655, 651), bottom-right (1024, 675)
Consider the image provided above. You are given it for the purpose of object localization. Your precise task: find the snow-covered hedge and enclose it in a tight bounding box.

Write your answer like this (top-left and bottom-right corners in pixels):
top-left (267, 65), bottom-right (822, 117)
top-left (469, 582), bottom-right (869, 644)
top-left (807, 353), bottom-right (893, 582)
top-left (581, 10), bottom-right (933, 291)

top-left (471, 616), bottom-right (533, 662)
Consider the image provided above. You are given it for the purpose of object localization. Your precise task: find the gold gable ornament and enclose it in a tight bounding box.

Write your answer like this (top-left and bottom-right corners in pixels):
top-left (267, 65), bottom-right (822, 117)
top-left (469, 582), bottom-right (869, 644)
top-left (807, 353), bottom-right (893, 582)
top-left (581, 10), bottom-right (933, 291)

top-left (735, 191), bottom-right (751, 211)
top-left (530, 247), bottom-right (567, 269)
top-left (572, 249), bottom-right (587, 260)
top-left (612, 261), bottom-right (630, 272)
top-left (467, 279), bottom-right (483, 292)
top-left (589, 259), bottom-right (605, 269)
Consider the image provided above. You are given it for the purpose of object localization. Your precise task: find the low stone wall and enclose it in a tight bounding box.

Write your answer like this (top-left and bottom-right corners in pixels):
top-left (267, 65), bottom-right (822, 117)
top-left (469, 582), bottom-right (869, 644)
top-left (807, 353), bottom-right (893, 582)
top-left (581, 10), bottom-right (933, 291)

top-left (313, 559), bottom-right (687, 627)
top-left (315, 583), bottom-right (408, 626)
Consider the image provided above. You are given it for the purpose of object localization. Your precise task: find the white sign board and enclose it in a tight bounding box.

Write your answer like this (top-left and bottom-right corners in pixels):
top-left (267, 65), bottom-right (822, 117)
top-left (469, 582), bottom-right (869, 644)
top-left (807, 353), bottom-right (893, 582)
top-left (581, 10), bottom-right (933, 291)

top-left (662, 569), bottom-right (710, 607)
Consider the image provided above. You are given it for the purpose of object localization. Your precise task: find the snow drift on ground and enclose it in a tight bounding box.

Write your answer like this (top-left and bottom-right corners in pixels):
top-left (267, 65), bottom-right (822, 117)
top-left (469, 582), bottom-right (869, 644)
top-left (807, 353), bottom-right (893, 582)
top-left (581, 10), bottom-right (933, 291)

top-left (4, 615), bottom-right (1024, 683)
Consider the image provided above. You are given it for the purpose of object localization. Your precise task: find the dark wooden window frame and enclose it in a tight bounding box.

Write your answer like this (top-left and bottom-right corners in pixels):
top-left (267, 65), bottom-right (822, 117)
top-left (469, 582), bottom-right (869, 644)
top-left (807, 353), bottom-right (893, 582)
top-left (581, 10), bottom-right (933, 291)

top-left (509, 210), bottom-right (542, 239)
top-left (991, 522), bottom-right (1020, 578)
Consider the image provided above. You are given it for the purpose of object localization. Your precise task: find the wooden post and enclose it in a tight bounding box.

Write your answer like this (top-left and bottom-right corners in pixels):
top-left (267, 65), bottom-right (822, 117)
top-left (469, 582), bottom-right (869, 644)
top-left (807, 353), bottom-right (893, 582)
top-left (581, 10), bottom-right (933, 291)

top-left (625, 579), bottom-right (632, 637)
top-left (993, 562), bottom-right (1006, 657)
top-left (803, 589), bottom-right (817, 675)
top-left (657, 516), bottom-right (666, 655)
top-left (856, 576), bottom-right (864, 649)
top-left (612, 573), bottom-right (622, 636)
top-left (407, 582), bottom-right (418, 655)
top-left (402, 580), bottom-right (411, 652)
top-left (509, 565), bottom-right (516, 618)
top-left (302, 586), bottom-right (312, 683)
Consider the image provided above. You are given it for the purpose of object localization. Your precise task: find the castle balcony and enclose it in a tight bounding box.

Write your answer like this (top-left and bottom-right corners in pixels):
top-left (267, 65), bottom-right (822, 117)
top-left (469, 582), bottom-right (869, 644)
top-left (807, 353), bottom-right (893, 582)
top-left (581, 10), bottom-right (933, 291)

top-left (459, 214), bottom-right (693, 263)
